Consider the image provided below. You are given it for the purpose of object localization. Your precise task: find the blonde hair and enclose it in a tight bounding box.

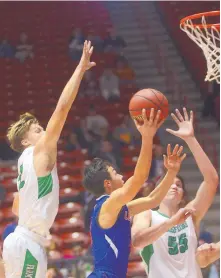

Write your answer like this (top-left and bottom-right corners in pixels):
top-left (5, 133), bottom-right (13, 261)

top-left (7, 113), bottom-right (39, 153)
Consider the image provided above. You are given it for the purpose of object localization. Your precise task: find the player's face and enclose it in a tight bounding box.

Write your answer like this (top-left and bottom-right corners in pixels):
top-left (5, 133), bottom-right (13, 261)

top-left (22, 123), bottom-right (45, 148)
top-left (108, 167), bottom-right (124, 191)
top-left (163, 177), bottom-right (184, 205)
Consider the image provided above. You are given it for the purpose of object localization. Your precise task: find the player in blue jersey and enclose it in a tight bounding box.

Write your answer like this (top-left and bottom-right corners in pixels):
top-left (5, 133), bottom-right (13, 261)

top-left (83, 108), bottom-right (188, 278)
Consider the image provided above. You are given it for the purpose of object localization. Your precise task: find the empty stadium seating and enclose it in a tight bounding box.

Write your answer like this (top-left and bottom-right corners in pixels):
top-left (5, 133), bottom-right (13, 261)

top-left (0, 2), bottom-right (143, 275)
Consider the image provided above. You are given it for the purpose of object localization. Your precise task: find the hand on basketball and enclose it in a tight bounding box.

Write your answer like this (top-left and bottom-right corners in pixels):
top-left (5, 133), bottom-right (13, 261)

top-left (166, 108), bottom-right (194, 140)
top-left (169, 208), bottom-right (194, 227)
top-left (163, 144), bottom-right (186, 173)
top-left (79, 40), bottom-right (96, 71)
top-left (134, 108), bottom-right (164, 138)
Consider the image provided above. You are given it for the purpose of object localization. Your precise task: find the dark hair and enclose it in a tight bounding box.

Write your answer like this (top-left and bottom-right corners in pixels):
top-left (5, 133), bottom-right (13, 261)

top-left (176, 175), bottom-right (188, 207)
top-left (83, 158), bottom-right (112, 196)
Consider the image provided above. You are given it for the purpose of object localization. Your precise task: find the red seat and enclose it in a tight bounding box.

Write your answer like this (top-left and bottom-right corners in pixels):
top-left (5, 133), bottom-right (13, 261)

top-left (127, 261), bottom-right (145, 276)
top-left (1, 207), bottom-right (14, 221)
top-left (52, 216), bottom-right (84, 233)
top-left (59, 174), bottom-right (84, 190)
top-left (57, 149), bottom-right (88, 162)
top-left (4, 191), bottom-right (16, 206)
top-left (1, 178), bottom-right (17, 192)
top-left (57, 161), bottom-right (84, 176)
top-left (58, 202), bottom-right (83, 218)
top-left (59, 187), bottom-right (81, 199)
top-left (60, 232), bottom-right (90, 248)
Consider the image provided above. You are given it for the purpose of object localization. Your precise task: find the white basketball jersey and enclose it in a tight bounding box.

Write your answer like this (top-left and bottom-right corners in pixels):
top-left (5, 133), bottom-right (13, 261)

top-left (17, 146), bottom-right (59, 238)
top-left (140, 210), bottom-right (202, 278)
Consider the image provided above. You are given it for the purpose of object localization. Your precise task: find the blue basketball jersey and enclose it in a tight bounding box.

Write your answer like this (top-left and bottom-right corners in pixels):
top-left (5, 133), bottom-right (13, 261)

top-left (90, 195), bottom-right (131, 278)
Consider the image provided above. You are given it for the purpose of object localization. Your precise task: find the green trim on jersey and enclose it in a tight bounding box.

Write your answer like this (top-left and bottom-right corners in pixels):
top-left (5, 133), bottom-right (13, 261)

top-left (156, 210), bottom-right (170, 219)
top-left (38, 173), bottom-right (53, 199)
top-left (18, 164), bottom-right (25, 190)
top-left (140, 244), bottom-right (154, 273)
top-left (21, 249), bottom-right (38, 278)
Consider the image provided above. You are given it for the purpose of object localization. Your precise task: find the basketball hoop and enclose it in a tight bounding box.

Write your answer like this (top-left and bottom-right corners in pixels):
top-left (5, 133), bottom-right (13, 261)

top-left (180, 11), bottom-right (220, 84)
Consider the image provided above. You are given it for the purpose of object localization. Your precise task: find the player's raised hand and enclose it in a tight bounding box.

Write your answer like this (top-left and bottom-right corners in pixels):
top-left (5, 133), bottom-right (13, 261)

top-left (134, 108), bottom-right (164, 138)
top-left (79, 40), bottom-right (96, 71)
top-left (166, 108), bottom-right (194, 140)
top-left (163, 144), bottom-right (186, 173)
top-left (169, 208), bottom-right (194, 226)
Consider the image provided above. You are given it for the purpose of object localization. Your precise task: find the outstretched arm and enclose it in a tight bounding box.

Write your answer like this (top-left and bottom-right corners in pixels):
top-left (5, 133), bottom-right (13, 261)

top-left (196, 242), bottom-right (220, 268)
top-left (167, 108), bottom-right (219, 226)
top-left (132, 208), bottom-right (193, 248)
top-left (35, 41), bottom-right (95, 157)
top-left (128, 144), bottom-right (186, 216)
top-left (99, 109), bottom-right (164, 229)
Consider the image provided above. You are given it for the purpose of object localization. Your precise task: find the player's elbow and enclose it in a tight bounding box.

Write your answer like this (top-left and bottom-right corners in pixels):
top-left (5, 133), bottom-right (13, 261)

top-left (55, 103), bottom-right (68, 115)
top-left (205, 172), bottom-right (219, 189)
top-left (212, 173), bottom-right (219, 187)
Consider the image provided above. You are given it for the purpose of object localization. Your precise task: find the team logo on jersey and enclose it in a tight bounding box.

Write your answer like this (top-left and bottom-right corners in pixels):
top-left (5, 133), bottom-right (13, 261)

top-left (168, 221), bottom-right (188, 233)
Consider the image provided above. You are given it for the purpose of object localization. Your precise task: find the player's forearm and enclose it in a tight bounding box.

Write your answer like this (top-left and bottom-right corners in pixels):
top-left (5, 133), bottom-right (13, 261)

top-left (196, 245), bottom-right (220, 268)
top-left (133, 218), bottom-right (173, 248)
top-left (147, 169), bottom-right (178, 207)
top-left (56, 65), bottom-right (85, 112)
top-left (121, 137), bottom-right (153, 203)
top-left (133, 136), bottom-right (153, 187)
top-left (201, 253), bottom-right (220, 268)
top-left (185, 136), bottom-right (218, 184)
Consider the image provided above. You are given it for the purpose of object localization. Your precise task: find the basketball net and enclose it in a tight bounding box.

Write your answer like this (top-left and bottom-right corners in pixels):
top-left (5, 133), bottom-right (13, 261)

top-left (180, 12), bottom-right (220, 84)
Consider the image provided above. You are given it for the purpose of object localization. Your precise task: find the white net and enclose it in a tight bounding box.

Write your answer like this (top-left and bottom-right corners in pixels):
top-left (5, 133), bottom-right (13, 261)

top-left (180, 15), bottom-right (220, 84)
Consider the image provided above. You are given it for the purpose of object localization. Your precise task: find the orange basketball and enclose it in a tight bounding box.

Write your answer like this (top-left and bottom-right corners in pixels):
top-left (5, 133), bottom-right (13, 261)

top-left (129, 88), bottom-right (169, 123)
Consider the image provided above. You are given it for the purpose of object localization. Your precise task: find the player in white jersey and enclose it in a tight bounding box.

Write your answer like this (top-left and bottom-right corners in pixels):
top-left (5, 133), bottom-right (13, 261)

top-left (132, 108), bottom-right (219, 278)
top-left (2, 41), bottom-right (96, 278)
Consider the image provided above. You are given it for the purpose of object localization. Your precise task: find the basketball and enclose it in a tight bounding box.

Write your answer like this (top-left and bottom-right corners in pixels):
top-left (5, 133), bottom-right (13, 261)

top-left (129, 88), bottom-right (169, 123)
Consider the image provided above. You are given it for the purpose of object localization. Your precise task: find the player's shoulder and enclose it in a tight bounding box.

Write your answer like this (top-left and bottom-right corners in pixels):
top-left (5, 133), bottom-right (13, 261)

top-left (96, 195), bottom-right (110, 204)
top-left (18, 146), bottom-right (34, 165)
top-left (20, 146), bottom-right (34, 158)
top-left (93, 195), bottom-right (109, 212)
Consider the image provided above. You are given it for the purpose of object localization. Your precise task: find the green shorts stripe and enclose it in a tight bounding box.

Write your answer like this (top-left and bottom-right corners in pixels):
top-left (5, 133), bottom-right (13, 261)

top-left (21, 249), bottom-right (38, 278)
